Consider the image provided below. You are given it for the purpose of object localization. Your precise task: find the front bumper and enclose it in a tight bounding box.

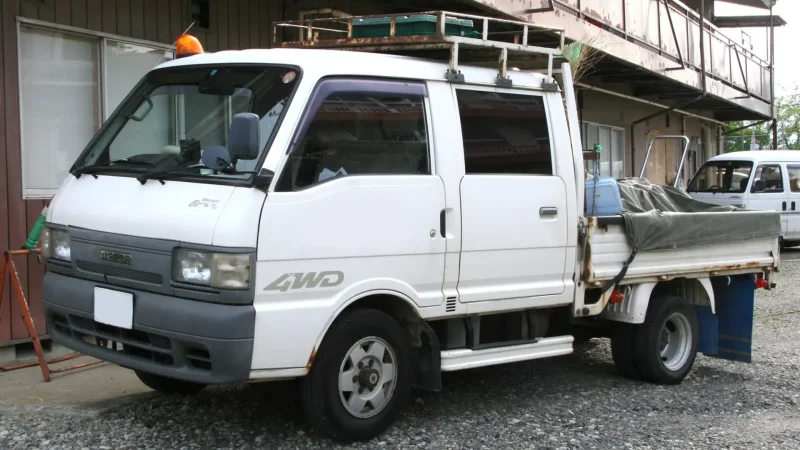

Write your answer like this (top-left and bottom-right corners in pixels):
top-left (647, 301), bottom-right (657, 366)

top-left (43, 272), bottom-right (255, 385)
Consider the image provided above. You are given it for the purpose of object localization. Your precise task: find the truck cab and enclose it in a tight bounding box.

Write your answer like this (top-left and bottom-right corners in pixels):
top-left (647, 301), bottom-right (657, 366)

top-left (41, 13), bottom-right (779, 442)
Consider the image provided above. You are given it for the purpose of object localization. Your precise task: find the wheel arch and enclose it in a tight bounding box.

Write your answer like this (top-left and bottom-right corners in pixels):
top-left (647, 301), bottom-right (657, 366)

top-left (602, 277), bottom-right (715, 324)
top-left (311, 290), bottom-right (442, 391)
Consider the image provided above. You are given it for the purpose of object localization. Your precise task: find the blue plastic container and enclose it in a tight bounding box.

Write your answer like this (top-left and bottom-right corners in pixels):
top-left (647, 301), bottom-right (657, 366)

top-left (584, 177), bottom-right (623, 216)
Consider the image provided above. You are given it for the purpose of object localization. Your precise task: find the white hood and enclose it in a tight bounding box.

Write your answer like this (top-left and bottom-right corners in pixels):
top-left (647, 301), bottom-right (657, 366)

top-left (49, 175), bottom-right (265, 247)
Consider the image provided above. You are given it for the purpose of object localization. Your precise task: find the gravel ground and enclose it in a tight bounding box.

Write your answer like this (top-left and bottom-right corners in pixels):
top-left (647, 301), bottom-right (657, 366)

top-left (2, 264), bottom-right (799, 450)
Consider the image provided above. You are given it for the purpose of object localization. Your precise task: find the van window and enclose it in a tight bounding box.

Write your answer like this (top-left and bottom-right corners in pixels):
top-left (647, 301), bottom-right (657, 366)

top-left (281, 93), bottom-right (429, 190)
top-left (687, 160), bottom-right (753, 193)
top-left (787, 165), bottom-right (800, 192)
top-left (751, 164), bottom-right (784, 193)
top-left (455, 90), bottom-right (553, 175)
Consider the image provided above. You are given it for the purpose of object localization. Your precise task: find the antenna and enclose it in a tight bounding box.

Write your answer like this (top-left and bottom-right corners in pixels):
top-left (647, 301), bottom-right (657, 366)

top-left (154, 21), bottom-right (196, 67)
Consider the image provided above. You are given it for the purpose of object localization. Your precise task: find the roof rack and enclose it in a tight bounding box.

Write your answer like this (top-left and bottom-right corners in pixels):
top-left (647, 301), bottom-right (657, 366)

top-left (273, 11), bottom-right (567, 89)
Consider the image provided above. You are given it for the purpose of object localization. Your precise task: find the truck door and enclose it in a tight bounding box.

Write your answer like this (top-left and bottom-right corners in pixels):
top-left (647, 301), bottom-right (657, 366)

top-left (451, 86), bottom-right (568, 304)
top-left (784, 164), bottom-right (800, 241)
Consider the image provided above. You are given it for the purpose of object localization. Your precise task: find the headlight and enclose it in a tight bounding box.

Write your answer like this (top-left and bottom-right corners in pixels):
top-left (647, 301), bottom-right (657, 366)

top-left (173, 249), bottom-right (251, 290)
top-left (41, 228), bottom-right (71, 261)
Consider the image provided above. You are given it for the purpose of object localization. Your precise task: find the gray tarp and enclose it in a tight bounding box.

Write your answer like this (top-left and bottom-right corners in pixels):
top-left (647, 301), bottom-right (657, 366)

top-left (615, 178), bottom-right (782, 253)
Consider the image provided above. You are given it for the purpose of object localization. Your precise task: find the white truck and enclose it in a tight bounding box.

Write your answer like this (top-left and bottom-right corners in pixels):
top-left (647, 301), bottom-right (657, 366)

top-left (41, 12), bottom-right (780, 441)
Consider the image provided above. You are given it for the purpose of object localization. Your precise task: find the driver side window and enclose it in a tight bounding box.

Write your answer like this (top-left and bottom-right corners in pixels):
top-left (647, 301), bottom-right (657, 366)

top-left (751, 164), bottom-right (784, 193)
top-left (279, 92), bottom-right (429, 191)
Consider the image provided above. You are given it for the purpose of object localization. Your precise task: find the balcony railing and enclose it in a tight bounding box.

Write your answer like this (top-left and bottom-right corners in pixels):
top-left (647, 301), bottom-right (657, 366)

top-left (549, 0), bottom-right (773, 102)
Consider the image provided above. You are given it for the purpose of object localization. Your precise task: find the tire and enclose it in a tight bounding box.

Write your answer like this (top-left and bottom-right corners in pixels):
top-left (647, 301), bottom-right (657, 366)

top-left (301, 308), bottom-right (412, 441)
top-left (611, 323), bottom-right (642, 380)
top-left (632, 296), bottom-right (699, 385)
top-left (134, 370), bottom-right (207, 395)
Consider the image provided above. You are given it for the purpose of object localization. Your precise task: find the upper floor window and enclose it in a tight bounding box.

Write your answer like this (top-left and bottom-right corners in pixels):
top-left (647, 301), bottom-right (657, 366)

top-left (455, 89), bottom-right (553, 176)
top-left (280, 93), bottom-right (429, 191)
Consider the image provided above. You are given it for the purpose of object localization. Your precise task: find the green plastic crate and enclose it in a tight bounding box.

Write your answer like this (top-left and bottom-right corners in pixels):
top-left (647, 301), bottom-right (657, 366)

top-left (351, 14), bottom-right (479, 38)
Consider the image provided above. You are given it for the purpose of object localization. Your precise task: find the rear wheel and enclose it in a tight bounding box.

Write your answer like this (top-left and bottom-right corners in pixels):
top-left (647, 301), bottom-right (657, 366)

top-left (135, 370), bottom-right (207, 395)
top-left (300, 308), bottom-right (411, 441)
top-left (633, 296), bottom-right (699, 385)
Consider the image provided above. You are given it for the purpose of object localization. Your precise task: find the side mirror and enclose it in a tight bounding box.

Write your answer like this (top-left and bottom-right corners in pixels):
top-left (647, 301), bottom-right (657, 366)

top-left (201, 145), bottom-right (232, 171)
top-left (752, 179), bottom-right (766, 193)
top-left (229, 112), bottom-right (260, 161)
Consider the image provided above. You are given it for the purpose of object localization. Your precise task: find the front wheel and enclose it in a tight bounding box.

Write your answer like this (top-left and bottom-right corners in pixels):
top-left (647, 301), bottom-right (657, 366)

top-left (301, 308), bottom-right (412, 441)
top-left (633, 296), bottom-right (699, 385)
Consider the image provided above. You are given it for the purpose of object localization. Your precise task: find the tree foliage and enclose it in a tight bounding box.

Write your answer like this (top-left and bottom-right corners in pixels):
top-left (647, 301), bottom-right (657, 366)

top-left (724, 87), bottom-right (800, 152)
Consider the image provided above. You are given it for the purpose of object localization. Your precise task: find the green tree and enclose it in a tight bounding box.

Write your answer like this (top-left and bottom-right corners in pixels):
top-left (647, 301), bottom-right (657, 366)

top-left (724, 87), bottom-right (800, 152)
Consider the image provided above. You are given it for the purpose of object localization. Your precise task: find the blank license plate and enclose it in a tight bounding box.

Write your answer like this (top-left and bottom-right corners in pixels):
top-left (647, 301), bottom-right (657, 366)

top-left (94, 287), bottom-right (134, 330)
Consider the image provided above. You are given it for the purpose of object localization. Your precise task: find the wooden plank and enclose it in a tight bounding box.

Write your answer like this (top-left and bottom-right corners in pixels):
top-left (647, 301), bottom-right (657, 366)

top-left (2, 0), bottom-right (30, 340)
top-left (143, 0), bottom-right (159, 42)
top-left (86, 0), bottom-right (102, 32)
top-left (227, 0), bottom-right (238, 49)
top-left (204, 0), bottom-right (217, 51)
top-left (0, 2), bottom-right (11, 343)
top-left (130, 0), bottom-right (145, 39)
top-left (249, 0), bottom-right (259, 49)
top-left (260, 0), bottom-right (271, 48)
top-left (116, 0), bottom-right (132, 37)
top-left (20, 0), bottom-right (39, 20)
top-left (216, 0), bottom-right (228, 50)
top-left (239, 0), bottom-right (250, 49)
top-left (36, 0), bottom-right (55, 23)
top-left (54, 0), bottom-right (71, 25)
top-left (169, 0), bottom-right (184, 43)
top-left (70, 0), bottom-right (88, 29)
top-left (102, 0), bottom-right (116, 34)
top-left (25, 200), bottom-right (46, 336)
top-left (157, 0), bottom-right (171, 43)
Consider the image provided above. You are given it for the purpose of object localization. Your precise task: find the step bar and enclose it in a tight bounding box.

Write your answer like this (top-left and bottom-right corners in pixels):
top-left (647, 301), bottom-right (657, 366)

top-left (440, 335), bottom-right (574, 372)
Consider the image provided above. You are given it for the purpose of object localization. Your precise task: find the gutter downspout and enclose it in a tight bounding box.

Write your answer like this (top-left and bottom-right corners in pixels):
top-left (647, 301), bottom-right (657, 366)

top-left (629, 0), bottom-right (708, 176)
top-left (770, 3), bottom-right (777, 149)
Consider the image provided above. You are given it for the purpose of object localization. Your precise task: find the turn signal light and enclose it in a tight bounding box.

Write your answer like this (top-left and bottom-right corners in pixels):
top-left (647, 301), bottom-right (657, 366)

top-left (176, 34), bottom-right (204, 58)
top-left (609, 290), bottom-right (624, 304)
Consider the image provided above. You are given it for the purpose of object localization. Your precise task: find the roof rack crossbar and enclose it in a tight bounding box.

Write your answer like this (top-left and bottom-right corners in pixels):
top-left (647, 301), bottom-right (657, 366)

top-left (273, 11), bottom-right (567, 85)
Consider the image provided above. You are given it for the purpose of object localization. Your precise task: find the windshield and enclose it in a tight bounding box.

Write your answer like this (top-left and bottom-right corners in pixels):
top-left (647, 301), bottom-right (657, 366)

top-left (687, 160), bottom-right (753, 193)
top-left (72, 64), bottom-right (298, 181)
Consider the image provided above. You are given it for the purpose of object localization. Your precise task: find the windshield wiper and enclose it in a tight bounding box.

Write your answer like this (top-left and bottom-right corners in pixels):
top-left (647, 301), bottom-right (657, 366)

top-left (71, 158), bottom-right (155, 178)
top-left (136, 162), bottom-right (205, 185)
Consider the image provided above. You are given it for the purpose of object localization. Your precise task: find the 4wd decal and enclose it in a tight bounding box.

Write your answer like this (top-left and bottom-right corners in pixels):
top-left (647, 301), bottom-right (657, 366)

top-left (264, 271), bottom-right (344, 292)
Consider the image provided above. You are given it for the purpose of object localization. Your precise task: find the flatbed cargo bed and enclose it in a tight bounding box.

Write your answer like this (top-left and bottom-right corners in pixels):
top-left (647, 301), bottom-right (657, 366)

top-left (582, 216), bottom-right (780, 286)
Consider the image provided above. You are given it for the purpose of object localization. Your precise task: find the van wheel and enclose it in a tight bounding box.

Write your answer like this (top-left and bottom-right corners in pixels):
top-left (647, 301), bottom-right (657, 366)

top-left (135, 370), bottom-right (207, 395)
top-left (301, 309), bottom-right (411, 441)
top-left (633, 296), bottom-right (699, 385)
top-left (611, 323), bottom-right (642, 379)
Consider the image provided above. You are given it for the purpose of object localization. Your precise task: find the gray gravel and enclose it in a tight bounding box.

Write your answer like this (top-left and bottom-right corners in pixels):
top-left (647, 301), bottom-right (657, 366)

top-left (2, 264), bottom-right (800, 450)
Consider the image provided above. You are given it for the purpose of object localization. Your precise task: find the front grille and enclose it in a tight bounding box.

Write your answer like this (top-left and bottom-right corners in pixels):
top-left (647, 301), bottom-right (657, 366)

top-left (76, 261), bottom-right (163, 284)
top-left (51, 314), bottom-right (212, 372)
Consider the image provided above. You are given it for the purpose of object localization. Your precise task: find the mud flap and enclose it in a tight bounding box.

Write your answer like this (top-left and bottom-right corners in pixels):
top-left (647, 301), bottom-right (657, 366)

top-left (698, 275), bottom-right (755, 363)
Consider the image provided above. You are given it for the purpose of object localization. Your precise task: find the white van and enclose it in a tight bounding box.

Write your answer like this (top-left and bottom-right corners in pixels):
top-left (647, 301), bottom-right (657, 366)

top-left (687, 150), bottom-right (800, 246)
top-left (40, 13), bottom-right (780, 441)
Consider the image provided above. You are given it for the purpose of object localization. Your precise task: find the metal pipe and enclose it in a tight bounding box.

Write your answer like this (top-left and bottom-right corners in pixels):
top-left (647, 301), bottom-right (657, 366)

top-left (629, 94), bottom-right (705, 176)
top-left (722, 119), bottom-right (769, 135)
top-left (628, 0), bottom-right (708, 176)
top-left (575, 82), bottom-right (726, 126)
top-left (770, 3), bottom-right (777, 149)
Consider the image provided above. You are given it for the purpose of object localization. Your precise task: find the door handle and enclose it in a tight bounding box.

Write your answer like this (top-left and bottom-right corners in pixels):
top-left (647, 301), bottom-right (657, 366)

top-left (540, 207), bottom-right (558, 217)
top-left (793, 202), bottom-right (796, 211)
top-left (439, 209), bottom-right (446, 238)
top-left (783, 201), bottom-right (787, 211)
